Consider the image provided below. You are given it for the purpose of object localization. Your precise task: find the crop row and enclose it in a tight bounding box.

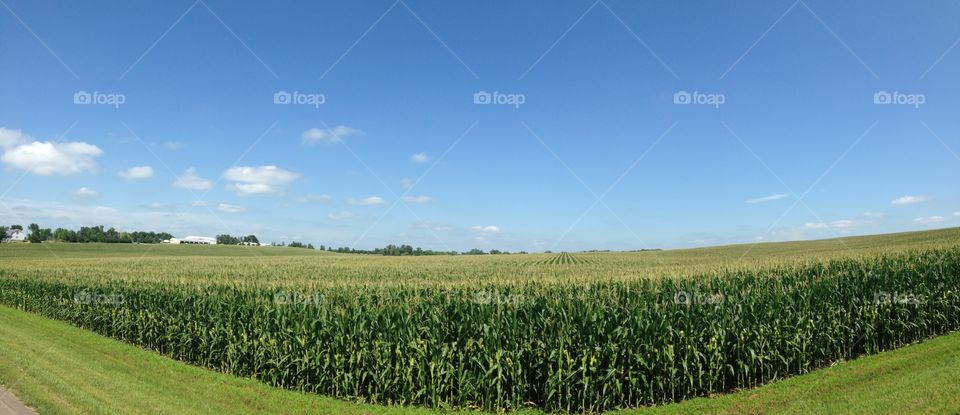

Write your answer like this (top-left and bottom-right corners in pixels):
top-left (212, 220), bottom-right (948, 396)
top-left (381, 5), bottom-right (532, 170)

top-left (535, 253), bottom-right (593, 265)
top-left (1, 248), bottom-right (958, 412)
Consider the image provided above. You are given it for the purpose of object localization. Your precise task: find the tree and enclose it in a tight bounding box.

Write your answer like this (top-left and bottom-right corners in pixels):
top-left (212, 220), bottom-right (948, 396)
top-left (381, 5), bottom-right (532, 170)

top-left (79, 226), bottom-right (106, 243)
top-left (53, 228), bottom-right (77, 242)
top-left (288, 241), bottom-right (314, 249)
top-left (26, 223), bottom-right (52, 243)
top-left (0, 226), bottom-right (7, 243)
top-left (10, 224), bottom-right (22, 231)
top-left (105, 227), bottom-right (120, 243)
top-left (27, 223), bottom-right (42, 243)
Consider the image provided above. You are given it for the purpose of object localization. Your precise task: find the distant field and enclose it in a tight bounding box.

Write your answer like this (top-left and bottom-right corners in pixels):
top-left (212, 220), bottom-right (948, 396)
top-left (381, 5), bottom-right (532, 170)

top-left (1, 228), bottom-right (959, 412)
top-left (3, 227), bottom-right (959, 289)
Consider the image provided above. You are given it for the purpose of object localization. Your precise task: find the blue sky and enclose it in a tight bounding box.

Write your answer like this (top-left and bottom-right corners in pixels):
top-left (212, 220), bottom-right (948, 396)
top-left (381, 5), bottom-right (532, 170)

top-left (1, 0), bottom-right (959, 251)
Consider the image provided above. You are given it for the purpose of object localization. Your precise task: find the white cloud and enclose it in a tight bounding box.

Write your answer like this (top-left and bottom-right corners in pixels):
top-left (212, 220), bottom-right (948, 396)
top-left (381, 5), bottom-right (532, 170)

top-left (347, 196), bottom-right (386, 206)
top-left (217, 203), bottom-right (245, 213)
top-left (72, 187), bottom-right (97, 198)
top-left (190, 200), bottom-right (208, 207)
top-left (0, 127), bottom-right (29, 148)
top-left (2, 141), bottom-right (102, 175)
top-left (400, 178), bottom-right (414, 190)
top-left (955, 211), bottom-right (960, 217)
top-left (802, 219), bottom-right (858, 230)
top-left (401, 195), bottom-right (432, 204)
top-left (173, 168), bottom-right (212, 191)
top-left (471, 225), bottom-right (502, 234)
top-left (295, 194), bottom-right (332, 204)
top-left (327, 211), bottom-right (355, 220)
top-left (914, 216), bottom-right (945, 225)
top-left (223, 165), bottom-right (300, 196)
top-left (301, 125), bottom-right (363, 144)
top-left (412, 221), bottom-right (453, 233)
top-left (301, 128), bottom-right (326, 143)
top-left (148, 202), bottom-right (177, 211)
top-left (892, 195), bottom-right (928, 206)
top-left (410, 152), bottom-right (429, 163)
top-left (745, 193), bottom-right (788, 204)
top-left (227, 183), bottom-right (273, 195)
top-left (118, 165), bottom-right (154, 180)
top-left (830, 219), bottom-right (855, 229)
top-left (330, 125), bottom-right (362, 138)
top-left (163, 141), bottom-right (185, 150)
top-left (863, 211), bottom-right (884, 219)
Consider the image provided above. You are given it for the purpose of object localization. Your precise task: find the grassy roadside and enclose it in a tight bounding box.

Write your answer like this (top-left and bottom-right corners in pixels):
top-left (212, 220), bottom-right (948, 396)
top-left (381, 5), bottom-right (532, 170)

top-left (2, 305), bottom-right (959, 414)
top-left (614, 332), bottom-right (960, 414)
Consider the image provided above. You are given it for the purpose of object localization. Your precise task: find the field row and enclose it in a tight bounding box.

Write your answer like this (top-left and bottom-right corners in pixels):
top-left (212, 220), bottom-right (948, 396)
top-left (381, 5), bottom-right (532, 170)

top-left (534, 253), bottom-right (594, 265)
top-left (2, 247), bottom-right (959, 412)
top-left (3, 228), bottom-right (958, 289)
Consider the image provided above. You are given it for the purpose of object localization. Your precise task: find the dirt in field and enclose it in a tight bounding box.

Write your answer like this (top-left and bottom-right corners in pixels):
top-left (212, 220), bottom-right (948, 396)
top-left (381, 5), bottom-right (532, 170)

top-left (0, 387), bottom-right (37, 415)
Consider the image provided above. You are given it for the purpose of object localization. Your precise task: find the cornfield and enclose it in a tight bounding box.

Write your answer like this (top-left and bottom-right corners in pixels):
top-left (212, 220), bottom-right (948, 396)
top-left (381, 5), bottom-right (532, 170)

top-left (2, 243), bottom-right (959, 412)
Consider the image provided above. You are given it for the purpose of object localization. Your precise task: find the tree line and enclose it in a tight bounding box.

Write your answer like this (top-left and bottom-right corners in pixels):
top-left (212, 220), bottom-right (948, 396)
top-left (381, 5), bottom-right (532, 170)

top-left (275, 241), bottom-right (314, 249)
top-left (1, 224), bottom-right (173, 244)
top-left (215, 234), bottom-right (260, 245)
top-left (317, 244), bottom-right (519, 256)
top-left (1, 224), bottom-right (519, 255)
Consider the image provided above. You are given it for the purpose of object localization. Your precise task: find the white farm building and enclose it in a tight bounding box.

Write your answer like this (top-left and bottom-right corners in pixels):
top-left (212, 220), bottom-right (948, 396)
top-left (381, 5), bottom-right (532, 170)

top-left (162, 236), bottom-right (217, 245)
top-left (3, 229), bottom-right (26, 242)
